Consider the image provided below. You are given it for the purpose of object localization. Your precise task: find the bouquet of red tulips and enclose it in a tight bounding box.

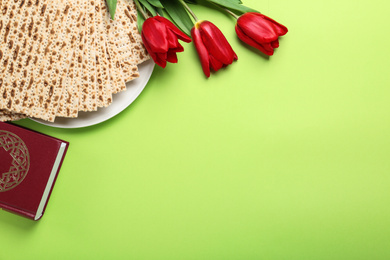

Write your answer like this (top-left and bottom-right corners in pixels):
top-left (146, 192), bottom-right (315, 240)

top-left (108, 0), bottom-right (288, 77)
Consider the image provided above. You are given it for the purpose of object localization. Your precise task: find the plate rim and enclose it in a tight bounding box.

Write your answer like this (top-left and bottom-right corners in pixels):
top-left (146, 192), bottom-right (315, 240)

top-left (30, 60), bottom-right (155, 129)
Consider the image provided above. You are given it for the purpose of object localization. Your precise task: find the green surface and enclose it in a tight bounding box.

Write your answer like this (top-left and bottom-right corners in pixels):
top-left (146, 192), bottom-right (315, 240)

top-left (1, 0), bottom-right (390, 259)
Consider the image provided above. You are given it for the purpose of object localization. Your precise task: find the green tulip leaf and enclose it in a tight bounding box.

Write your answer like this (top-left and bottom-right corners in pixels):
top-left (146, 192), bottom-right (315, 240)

top-left (206, 0), bottom-right (258, 13)
top-left (160, 0), bottom-right (194, 36)
top-left (106, 0), bottom-right (117, 20)
top-left (146, 0), bottom-right (164, 8)
top-left (185, 0), bottom-right (242, 4)
top-left (139, 0), bottom-right (158, 16)
top-left (137, 9), bottom-right (146, 33)
top-left (156, 7), bottom-right (164, 15)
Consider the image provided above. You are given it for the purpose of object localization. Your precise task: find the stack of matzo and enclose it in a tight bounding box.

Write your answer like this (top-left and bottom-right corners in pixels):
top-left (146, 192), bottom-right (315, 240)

top-left (0, 0), bottom-right (149, 122)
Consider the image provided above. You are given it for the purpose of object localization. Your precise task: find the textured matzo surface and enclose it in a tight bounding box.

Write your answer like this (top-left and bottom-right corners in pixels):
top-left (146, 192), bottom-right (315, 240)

top-left (0, 110), bottom-right (26, 121)
top-left (56, 5), bottom-right (85, 118)
top-left (0, 0), bottom-right (151, 122)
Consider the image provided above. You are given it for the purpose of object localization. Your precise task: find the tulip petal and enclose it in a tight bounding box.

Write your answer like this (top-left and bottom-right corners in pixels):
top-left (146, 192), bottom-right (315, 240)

top-left (142, 16), bottom-right (191, 68)
top-left (166, 50), bottom-right (178, 64)
top-left (261, 42), bottom-right (275, 54)
top-left (249, 13), bottom-right (288, 38)
top-left (155, 16), bottom-right (192, 43)
top-left (166, 29), bottom-right (184, 51)
top-left (209, 55), bottom-right (224, 72)
top-left (142, 34), bottom-right (164, 67)
top-left (260, 14), bottom-right (288, 36)
top-left (235, 25), bottom-right (274, 55)
top-left (198, 21), bottom-right (236, 66)
top-left (235, 12), bottom-right (287, 56)
top-left (238, 14), bottom-right (278, 43)
top-left (156, 52), bottom-right (168, 68)
top-left (271, 39), bottom-right (279, 48)
top-left (142, 19), bottom-right (169, 52)
top-left (191, 26), bottom-right (211, 77)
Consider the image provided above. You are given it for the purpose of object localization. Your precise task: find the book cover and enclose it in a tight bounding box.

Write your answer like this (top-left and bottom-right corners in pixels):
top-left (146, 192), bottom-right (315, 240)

top-left (0, 122), bottom-right (69, 220)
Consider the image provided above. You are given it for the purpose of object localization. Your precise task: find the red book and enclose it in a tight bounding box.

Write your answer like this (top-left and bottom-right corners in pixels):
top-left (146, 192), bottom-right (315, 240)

top-left (0, 122), bottom-right (69, 220)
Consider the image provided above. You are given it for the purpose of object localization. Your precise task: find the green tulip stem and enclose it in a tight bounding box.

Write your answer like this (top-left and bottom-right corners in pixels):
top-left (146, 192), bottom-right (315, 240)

top-left (178, 0), bottom-right (198, 22)
top-left (134, 0), bottom-right (148, 20)
top-left (223, 7), bottom-right (239, 19)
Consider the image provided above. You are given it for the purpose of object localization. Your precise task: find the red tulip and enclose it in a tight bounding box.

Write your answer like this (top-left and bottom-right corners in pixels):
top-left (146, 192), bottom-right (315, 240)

top-left (141, 16), bottom-right (192, 68)
top-left (236, 12), bottom-right (288, 56)
top-left (191, 20), bottom-right (238, 78)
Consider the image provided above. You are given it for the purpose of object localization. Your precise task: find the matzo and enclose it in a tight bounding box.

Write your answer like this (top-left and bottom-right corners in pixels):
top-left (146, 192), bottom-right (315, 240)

top-left (27, 0), bottom-right (75, 121)
top-left (118, 0), bottom-right (149, 82)
top-left (93, 0), bottom-right (112, 108)
top-left (101, 0), bottom-right (139, 89)
top-left (0, 0), bottom-right (153, 123)
top-left (55, 6), bottom-right (85, 118)
top-left (100, 1), bottom-right (127, 94)
top-left (0, 0), bottom-right (64, 121)
top-left (0, 110), bottom-right (26, 121)
top-left (0, 0), bottom-right (30, 111)
top-left (78, 0), bottom-right (98, 112)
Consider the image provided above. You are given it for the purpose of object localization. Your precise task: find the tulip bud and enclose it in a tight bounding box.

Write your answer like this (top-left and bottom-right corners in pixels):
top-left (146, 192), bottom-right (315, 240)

top-left (141, 16), bottom-right (192, 68)
top-left (236, 13), bottom-right (287, 56)
top-left (191, 20), bottom-right (238, 78)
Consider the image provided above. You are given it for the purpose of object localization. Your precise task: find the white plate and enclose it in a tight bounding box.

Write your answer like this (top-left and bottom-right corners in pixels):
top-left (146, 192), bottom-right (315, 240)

top-left (31, 60), bottom-right (155, 128)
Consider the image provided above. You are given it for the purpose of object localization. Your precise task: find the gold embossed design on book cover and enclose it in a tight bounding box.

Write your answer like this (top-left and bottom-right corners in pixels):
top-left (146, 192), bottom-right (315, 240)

top-left (0, 130), bottom-right (30, 192)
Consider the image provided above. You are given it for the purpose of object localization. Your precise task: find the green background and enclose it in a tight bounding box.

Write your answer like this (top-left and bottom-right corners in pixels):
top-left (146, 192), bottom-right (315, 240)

top-left (1, 0), bottom-right (390, 259)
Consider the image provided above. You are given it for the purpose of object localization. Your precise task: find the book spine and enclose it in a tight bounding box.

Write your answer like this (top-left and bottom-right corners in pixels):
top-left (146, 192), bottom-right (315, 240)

top-left (0, 202), bottom-right (36, 220)
top-left (36, 142), bottom-right (69, 220)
